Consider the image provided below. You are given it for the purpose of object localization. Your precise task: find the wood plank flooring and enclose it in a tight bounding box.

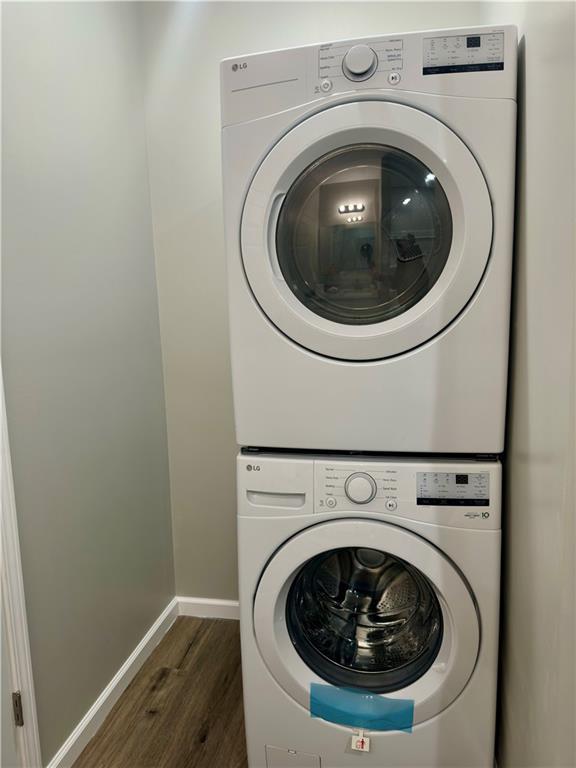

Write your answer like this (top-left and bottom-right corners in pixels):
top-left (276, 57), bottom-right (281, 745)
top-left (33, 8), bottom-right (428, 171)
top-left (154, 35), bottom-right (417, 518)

top-left (73, 617), bottom-right (247, 768)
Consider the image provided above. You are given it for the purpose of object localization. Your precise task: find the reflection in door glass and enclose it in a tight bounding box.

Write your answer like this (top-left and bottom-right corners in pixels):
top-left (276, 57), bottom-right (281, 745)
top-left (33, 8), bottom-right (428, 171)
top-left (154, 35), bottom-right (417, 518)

top-left (286, 547), bottom-right (443, 692)
top-left (276, 145), bottom-right (452, 325)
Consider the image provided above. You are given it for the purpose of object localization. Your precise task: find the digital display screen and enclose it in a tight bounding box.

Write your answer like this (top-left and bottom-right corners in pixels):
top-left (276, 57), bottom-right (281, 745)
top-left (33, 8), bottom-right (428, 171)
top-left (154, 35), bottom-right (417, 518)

top-left (416, 471), bottom-right (489, 506)
top-left (423, 32), bottom-right (504, 75)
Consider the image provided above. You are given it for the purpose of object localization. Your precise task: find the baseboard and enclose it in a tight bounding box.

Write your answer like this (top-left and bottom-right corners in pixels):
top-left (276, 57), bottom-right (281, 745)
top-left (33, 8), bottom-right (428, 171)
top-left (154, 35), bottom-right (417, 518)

top-left (45, 595), bottom-right (237, 768)
top-left (177, 595), bottom-right (240, 620)
top-left (46, 597), bottom-right (179, 768)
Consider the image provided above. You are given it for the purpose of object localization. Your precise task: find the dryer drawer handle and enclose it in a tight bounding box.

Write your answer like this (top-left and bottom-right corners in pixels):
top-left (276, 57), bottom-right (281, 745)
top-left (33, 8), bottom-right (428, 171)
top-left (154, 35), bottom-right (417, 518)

top-left (247, 490), bottom-right (305, 508)
top-left (267, 192), bottom-right (286, 281)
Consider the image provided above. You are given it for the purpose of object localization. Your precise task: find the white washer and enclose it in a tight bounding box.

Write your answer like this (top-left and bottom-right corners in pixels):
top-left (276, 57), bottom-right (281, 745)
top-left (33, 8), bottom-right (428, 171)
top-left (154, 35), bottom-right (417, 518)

top-left (238, 452), bottom-right (501, 768)
top-left (221, 26), bottom-right (517, 453)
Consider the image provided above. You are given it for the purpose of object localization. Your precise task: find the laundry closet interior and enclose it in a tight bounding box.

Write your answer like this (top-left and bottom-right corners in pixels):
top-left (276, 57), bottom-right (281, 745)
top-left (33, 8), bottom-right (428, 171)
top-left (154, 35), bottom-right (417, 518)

top-left (2, 3), bottom-right (574, 768)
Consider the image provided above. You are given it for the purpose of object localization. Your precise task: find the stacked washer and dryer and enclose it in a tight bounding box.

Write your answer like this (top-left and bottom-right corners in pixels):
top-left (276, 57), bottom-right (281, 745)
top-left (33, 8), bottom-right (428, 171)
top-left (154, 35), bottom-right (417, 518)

top-left (221, 25), bottom-right (517, 768)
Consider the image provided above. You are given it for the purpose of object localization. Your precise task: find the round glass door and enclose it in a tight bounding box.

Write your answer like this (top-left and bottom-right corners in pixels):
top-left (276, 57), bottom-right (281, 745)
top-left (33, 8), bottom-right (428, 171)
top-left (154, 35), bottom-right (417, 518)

top-left (286, 547), bottom-right (443, 692)
top-left (241, 100), bottom-right (492, 360)
top-left (253, 518), bottom-right (481, 724)
top-left (276, 145), bottom-right (453, 325)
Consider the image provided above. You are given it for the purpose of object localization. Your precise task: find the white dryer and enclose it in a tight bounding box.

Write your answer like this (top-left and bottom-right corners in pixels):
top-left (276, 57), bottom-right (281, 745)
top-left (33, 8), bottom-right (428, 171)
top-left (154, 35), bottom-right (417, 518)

top-left (237, 452), bottom-right (501, 768)
top-left (221, 26), bottom-right (517, 453)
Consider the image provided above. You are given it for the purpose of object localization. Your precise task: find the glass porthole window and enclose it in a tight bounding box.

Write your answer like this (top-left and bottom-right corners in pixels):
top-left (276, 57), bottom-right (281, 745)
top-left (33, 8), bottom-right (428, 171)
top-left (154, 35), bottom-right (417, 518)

top-left (286, 547), bottom-right (443, 692)
top-left (276, 145), bottom-right (453, 325)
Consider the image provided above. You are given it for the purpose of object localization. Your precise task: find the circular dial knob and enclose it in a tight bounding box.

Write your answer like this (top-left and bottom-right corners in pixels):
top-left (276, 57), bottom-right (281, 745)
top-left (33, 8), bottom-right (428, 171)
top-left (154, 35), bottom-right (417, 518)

top-left (344, 472), bottom-right (377, 504)
top-left (342, 45), bottom-right (378, 81)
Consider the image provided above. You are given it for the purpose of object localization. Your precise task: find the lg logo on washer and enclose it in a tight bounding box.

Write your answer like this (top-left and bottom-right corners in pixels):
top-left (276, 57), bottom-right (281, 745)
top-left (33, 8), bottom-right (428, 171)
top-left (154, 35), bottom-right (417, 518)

top-left (246, 464), bottom-right (261, 472)
top-left (231, 62), bottom-right (247, 72)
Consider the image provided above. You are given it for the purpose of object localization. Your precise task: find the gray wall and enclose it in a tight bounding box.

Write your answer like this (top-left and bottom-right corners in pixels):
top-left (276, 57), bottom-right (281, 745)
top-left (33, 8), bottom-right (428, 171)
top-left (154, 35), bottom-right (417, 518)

top-left (488, 3), bottom-right (576, 767)
top-left (2, 3), bottom-right (174, 763)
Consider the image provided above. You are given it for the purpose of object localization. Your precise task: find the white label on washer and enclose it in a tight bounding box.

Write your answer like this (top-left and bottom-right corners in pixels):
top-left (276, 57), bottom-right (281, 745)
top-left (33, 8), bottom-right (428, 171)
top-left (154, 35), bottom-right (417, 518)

top-left (350, 732), bottom-right (371, 752)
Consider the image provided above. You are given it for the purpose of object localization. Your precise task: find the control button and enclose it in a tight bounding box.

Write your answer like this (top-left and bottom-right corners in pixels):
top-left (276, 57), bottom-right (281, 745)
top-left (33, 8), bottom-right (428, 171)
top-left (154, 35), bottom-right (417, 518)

top-left (386, 499), bottom-right (398, 511)
top-left (387, 72), bottom-right (401, 85)
top-left (320, 78), bottom-right (333, 93)
top-left (344, 473), bottom-right (377, 504)
top-left (342, 44), bottom-right (378, 81)
top-left (326, 497), bottom-right (337, 508)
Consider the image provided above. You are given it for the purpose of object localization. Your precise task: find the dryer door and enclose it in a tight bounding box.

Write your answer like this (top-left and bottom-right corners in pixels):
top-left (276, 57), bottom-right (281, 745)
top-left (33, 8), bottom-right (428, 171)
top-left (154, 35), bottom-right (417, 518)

top-left (253, 519), bottom-right (479, 727)
top-left (241, 101), bottom-right (492, 360)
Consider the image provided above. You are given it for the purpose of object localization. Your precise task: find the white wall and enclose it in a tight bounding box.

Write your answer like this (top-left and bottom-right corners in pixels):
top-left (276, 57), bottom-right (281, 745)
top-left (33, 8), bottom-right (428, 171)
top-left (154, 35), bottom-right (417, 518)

top-left (484, 4), bottom-right (576, 767)
top-left (2, 4), bottom-right (174, 762)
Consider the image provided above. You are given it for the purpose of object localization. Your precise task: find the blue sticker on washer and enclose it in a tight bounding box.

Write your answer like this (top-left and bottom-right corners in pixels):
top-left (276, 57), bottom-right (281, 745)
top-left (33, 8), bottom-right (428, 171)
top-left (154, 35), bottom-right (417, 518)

top-left (310, 683), bottom-right (414, 733)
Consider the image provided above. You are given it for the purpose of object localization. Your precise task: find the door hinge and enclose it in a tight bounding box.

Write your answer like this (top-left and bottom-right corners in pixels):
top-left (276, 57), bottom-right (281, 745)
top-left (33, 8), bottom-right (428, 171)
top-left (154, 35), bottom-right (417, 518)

top-left (12, 691), bottom-right (24, 727)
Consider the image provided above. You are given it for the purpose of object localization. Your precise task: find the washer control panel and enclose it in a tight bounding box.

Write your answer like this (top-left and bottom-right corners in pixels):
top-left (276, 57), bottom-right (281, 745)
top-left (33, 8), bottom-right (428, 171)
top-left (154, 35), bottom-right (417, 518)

top-left (417, 472), bottom-right (489, 506)
top-left (314, 459), bottom-right (500, 528)
top-left (317, 462), bottom-right (400, 511)
top-left (344, 472), bottom-right (377, 504)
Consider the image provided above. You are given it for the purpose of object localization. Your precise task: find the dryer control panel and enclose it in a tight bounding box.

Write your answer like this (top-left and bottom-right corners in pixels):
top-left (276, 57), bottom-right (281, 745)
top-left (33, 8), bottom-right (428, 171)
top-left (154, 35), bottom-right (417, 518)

top-left (221, 25), bottom-right (517, 127)
top-left (423, 31), bottom-right (505, 75)
top-left (319, 38), bottom-right (404, 81)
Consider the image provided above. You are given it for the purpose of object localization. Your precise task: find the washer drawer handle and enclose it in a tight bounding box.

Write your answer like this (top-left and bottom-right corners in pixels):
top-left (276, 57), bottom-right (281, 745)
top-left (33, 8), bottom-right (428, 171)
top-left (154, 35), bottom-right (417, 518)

top-left (247, 490), bottom-right (305, 508)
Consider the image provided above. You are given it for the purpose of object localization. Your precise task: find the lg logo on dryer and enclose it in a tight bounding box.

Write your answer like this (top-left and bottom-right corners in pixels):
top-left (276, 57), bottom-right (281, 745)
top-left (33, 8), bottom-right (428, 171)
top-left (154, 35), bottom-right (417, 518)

top-left (231, 62), bottom-right (248, 72)
top-left (246, 464), bottom-right (261, 472)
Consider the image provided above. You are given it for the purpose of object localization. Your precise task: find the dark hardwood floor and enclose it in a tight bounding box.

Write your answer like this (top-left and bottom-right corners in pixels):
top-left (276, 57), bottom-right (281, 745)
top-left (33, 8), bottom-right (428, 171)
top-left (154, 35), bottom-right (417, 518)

top-left (73, 617), bottom-right (247, 768)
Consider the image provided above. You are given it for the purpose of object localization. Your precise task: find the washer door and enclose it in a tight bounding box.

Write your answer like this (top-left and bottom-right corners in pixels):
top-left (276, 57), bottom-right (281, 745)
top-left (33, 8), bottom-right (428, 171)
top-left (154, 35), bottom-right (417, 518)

top-left (253, 519), bottom-right (479, 726)
top-left (241, 101), bottom-right (492, 360)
